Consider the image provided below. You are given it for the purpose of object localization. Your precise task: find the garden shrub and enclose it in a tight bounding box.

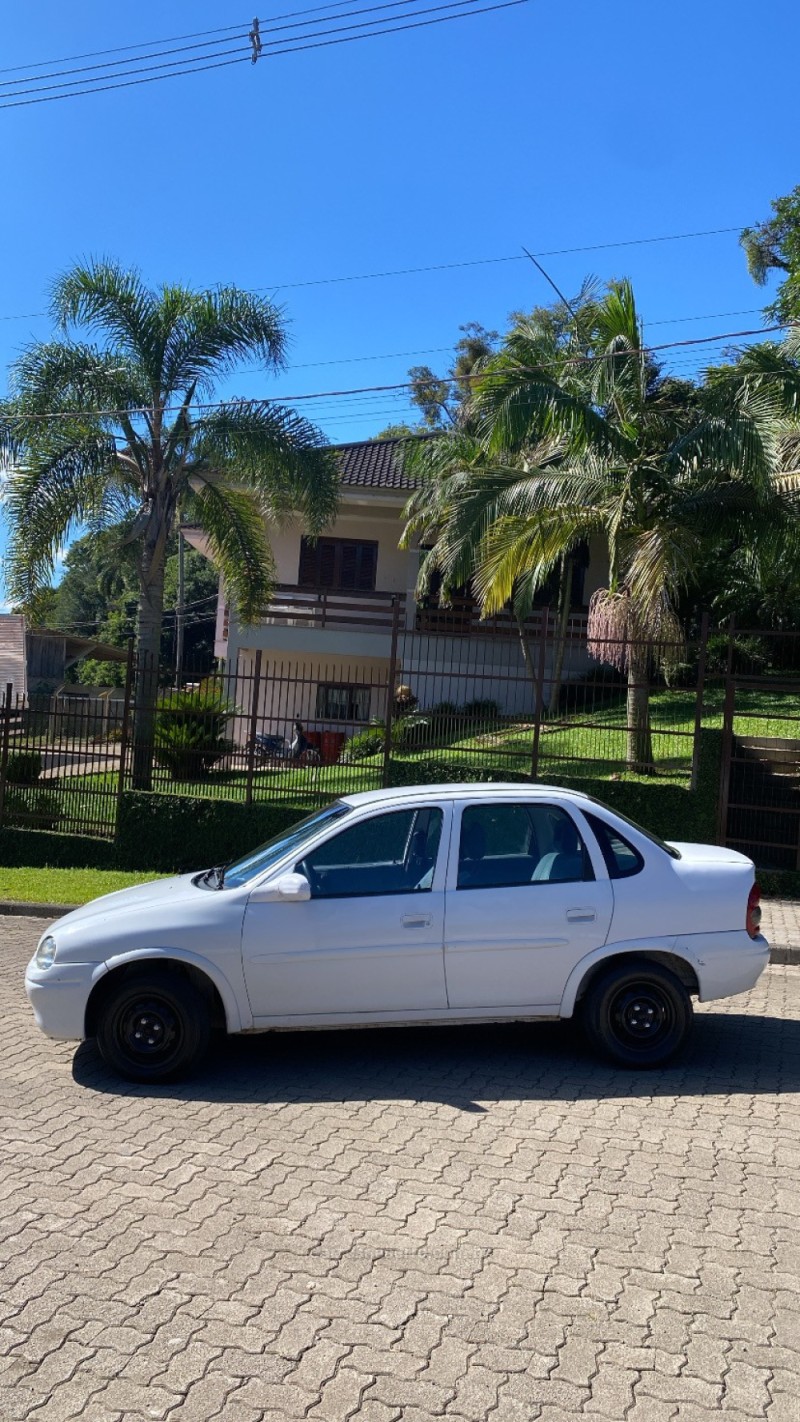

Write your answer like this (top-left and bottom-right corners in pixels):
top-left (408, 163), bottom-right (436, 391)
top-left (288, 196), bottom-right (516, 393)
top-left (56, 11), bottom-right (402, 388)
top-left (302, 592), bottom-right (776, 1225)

top-left (343, 725), bottom-right (385, 760)
top-left (154, 681), bottom-right (236, 781)
top-left (462, 698), bottom-right (500, 721)
top-left (3, 786), bottom-right (61, 831)
top-left (5, 750), bottom-right (43, 784)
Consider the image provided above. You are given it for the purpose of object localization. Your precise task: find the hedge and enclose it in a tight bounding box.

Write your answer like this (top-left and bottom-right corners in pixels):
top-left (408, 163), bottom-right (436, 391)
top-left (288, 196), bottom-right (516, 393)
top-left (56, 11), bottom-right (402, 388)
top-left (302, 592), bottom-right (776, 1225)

top-left (115, 792), bottom-right (312, 872)
top-left (0, 729), bottom-right (728, 875)
top-left (388, 728), bottom-right (724, 846)
top-left (0, 827), bottom-right (119, 870)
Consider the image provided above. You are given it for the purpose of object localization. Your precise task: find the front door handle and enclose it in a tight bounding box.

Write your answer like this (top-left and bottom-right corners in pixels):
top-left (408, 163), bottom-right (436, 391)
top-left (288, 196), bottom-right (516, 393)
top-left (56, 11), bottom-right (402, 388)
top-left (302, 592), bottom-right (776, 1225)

top-left (402, 914), bottom-right (432, 928)
top-left (566, 907), bottom-right (596, 922)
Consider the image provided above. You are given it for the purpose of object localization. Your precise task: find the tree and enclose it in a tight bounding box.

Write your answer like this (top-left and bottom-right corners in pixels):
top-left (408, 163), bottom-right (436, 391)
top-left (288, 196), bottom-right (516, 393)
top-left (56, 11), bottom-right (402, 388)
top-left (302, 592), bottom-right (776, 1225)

top-left (404, 282), bottom-right (792, 772)
top-left (741, 186), bottom-right (800, 322)
top-left (3, 260), bottom-right (339, 786)
top-left (407, 322), bottom-right (498, 429)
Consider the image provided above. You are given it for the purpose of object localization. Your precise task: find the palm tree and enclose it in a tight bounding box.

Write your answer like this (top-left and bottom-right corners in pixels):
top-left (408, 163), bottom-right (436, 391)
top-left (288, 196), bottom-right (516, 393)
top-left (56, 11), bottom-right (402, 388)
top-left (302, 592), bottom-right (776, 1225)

top-left (404, 282), bottom-right (792, 772)
top-left (3, 260), bottom-right (339, 786)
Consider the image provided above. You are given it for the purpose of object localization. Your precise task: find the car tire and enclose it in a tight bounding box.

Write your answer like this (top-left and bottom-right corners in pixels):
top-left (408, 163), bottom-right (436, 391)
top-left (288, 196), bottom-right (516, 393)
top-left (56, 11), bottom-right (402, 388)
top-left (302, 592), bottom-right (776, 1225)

top-left (582, 959), bottom-right (692, 1069)
top-left (95, 968), bottom-right (211, 1084)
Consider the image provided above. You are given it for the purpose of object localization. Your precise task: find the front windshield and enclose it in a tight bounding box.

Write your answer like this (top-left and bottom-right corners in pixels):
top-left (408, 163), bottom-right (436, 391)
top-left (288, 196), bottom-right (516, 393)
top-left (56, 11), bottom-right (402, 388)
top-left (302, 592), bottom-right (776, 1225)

top-left (221, 802), bottom-right (352, 888)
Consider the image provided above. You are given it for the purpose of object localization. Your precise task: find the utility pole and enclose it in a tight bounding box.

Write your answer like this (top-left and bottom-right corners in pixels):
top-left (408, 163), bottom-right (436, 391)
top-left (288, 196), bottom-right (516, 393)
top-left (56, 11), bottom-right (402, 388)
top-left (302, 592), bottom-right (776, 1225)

top-left (175, 520), bottom-right (185, 688)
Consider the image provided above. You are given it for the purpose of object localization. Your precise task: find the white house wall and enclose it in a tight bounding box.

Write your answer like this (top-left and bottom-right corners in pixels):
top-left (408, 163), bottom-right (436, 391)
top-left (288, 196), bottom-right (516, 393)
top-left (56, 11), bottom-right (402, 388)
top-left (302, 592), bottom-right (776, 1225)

top-left (228, 649), bottom-right (393, 743)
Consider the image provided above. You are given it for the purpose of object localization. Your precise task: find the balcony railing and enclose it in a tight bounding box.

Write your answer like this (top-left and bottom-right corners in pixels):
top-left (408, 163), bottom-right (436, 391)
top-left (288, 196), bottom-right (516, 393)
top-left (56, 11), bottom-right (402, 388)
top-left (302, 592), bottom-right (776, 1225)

top-left (260, 584), bottom-right (405, 631)
top-left (222, 585), bottom-right (589, 639)
top-left (415, 598), bottom-right (588, 639)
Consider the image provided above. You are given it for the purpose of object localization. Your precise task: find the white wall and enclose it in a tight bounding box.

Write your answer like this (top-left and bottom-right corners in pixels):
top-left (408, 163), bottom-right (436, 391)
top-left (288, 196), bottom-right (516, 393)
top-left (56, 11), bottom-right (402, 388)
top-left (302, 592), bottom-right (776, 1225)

top-left (268, 506), bottom-right (413, 593)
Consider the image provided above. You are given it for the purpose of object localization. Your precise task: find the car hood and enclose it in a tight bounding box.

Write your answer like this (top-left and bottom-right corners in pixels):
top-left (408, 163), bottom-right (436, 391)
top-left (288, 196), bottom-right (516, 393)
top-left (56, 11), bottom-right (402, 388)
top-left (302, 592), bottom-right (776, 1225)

top-left (52, 873), bottom-right (202, 931)
top-left (39, 870), bottom-right (248, 968)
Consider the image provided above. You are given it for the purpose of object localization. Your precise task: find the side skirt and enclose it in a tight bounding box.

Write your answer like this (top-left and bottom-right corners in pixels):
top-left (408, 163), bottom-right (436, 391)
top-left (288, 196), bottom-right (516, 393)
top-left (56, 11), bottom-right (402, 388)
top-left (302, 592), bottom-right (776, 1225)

top-left (242, 1007), bottom-right (562, 1033)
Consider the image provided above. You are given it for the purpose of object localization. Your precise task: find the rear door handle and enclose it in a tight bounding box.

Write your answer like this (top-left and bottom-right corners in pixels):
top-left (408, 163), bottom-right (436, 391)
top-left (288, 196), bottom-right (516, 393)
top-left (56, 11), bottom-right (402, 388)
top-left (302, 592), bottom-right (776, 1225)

top-left (402, 914), bottom-right (432, 928)
top-left (566, 907), bottom-right (596, 922)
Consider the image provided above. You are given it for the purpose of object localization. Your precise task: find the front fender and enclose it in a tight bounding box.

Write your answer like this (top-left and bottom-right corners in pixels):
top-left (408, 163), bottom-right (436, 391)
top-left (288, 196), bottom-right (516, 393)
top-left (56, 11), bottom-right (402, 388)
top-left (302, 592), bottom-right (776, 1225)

top-left (101, 946), bottom-right (250, 1033)
top-left (558, 936), bottom-right (694, 1018)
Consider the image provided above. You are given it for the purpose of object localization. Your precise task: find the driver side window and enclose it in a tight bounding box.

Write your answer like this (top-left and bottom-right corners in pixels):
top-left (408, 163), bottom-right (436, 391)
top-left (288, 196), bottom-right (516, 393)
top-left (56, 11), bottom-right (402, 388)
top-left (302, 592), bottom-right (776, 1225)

top-left (297, 807), bottom-right (443, 899)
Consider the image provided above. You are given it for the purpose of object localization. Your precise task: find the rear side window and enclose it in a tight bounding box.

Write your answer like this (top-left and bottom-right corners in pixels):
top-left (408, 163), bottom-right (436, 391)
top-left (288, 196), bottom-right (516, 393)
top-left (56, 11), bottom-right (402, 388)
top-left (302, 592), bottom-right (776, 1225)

top-left (584, 811), bottom-right (644, 879)
top-left (457, 803), bottom-right (594, 889)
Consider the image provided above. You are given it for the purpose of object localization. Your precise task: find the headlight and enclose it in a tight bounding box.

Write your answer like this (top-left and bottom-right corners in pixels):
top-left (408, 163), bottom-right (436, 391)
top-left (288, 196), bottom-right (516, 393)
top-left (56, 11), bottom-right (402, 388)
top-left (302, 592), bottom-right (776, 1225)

top-left (35, 936), bottom-right (57, 970)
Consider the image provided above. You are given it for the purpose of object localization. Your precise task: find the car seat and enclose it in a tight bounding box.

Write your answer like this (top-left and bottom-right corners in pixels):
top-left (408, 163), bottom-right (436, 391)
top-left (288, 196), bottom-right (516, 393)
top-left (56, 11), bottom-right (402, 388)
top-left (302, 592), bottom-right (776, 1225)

top-left (531, 818), bottom-right (585, 883)
top-left (458, 821), bottom-right (487, 887)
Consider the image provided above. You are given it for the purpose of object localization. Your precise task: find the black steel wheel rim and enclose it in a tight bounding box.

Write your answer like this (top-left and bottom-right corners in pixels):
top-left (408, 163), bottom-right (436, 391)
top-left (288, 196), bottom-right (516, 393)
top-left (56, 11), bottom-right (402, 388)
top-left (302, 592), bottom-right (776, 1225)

top-left (608, 984), bottom-right (674, 1050)
top-left (117, 994), bottom-right (183, 1064)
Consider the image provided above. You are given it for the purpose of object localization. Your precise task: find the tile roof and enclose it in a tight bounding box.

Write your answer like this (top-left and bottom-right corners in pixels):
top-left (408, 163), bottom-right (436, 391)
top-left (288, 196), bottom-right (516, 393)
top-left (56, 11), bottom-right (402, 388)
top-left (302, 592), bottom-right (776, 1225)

top-left (332, 433), bottom-right (434, 491)
top-left (0, 614), bottom-right (27, 701)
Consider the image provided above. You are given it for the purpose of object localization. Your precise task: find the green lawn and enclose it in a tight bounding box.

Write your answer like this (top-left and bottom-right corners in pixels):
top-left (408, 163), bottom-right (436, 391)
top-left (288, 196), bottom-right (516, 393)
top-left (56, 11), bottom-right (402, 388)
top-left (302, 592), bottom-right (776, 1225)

top-left (0, 866), bottom-right (167, 905)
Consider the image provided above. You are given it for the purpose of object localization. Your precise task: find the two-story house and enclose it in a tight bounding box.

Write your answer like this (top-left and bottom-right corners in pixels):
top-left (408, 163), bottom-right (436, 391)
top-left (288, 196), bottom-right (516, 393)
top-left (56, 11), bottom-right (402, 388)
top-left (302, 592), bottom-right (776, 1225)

top-left (184, 435), bottom-right (607, 739)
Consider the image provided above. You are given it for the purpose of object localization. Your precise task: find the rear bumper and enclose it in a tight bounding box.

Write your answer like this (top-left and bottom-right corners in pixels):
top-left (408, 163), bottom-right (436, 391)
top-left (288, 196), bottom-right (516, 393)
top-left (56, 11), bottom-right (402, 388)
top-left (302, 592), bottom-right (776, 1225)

top-left (677, 931), bottom-right (770, 1002)
top-left (25, 959), bottom-right (105, 1041)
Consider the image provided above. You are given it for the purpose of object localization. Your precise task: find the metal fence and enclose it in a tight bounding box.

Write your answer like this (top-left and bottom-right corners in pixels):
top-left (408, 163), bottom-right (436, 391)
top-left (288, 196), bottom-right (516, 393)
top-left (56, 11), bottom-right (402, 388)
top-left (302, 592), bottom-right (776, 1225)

top-left (0, 613), bottom-right (723, 843)
top-left (717, 628), bottom-right (800, 870)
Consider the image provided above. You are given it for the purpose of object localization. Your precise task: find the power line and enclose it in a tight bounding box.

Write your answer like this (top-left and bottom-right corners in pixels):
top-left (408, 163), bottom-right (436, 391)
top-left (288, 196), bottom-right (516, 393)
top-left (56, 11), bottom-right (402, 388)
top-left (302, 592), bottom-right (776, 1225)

top-left (4, 320), bottom-right (793, 427)
top-left (248, 309), bottom-right (765, 374)
top-left (0, 0), bottom-right (446, 98)
top-left (267, 227), bottom-right (746, 291)
top-left (0, 1), bottom-right (375, 76)
top-left (0, 0), bottom-right (527, 110)
top-left (0, 238), bottom-right (755, 327)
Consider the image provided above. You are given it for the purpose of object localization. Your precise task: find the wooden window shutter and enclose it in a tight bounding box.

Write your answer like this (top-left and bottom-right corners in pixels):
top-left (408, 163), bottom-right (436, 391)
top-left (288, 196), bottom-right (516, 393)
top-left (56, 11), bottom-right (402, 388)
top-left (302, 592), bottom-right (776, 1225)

top-left (298, 537), bottom-right (317, 588)
top-left (356, 542), bottom-right (378, 591)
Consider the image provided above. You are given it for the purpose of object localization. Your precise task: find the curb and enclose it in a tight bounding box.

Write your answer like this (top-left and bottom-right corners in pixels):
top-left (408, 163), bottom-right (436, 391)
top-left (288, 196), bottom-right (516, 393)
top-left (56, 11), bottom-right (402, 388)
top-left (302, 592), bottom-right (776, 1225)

top-left (0, 901), bottom-right (74, 919)
top-left (2, 899), bottom-right (800, 967)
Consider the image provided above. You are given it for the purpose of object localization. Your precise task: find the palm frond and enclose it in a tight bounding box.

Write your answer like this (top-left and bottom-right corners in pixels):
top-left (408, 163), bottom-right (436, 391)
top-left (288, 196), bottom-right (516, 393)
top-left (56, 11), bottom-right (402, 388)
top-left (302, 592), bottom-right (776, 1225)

top-left (191, 401), bottom-right (339, 533)
top-left (186, 481), bottom-right (277, 625)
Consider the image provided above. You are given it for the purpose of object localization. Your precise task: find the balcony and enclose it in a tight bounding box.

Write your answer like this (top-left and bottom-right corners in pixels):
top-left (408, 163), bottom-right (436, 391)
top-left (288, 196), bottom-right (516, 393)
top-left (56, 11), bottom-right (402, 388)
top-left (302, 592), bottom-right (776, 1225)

top-left (221, 586), bottom-right (589, 643)
top-left (260, 585), bottom-right (405, 632)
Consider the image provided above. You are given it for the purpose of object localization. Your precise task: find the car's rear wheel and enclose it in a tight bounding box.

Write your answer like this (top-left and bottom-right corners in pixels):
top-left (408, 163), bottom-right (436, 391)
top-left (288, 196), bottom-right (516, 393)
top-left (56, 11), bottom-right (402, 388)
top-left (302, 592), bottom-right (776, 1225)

top-left (95, 968), bottom-right (211, 1083)
top-left (582, 959), bottom-right (692, 1068)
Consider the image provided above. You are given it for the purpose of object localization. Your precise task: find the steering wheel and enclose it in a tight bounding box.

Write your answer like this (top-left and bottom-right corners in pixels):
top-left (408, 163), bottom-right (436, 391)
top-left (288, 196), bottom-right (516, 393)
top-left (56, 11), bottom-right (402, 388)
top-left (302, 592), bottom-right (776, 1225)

top-left (297, 859), bottom-right (320, 897)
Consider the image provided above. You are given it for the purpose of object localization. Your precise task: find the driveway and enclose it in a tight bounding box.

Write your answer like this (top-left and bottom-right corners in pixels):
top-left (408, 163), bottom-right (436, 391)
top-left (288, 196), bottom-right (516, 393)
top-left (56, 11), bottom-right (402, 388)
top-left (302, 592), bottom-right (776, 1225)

top-left (2, 916), bottom-right (800, 1421)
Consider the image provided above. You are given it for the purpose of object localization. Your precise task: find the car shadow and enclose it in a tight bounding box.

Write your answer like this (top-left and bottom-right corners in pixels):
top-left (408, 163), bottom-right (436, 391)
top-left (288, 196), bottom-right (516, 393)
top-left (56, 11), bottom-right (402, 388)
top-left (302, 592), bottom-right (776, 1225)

top-left (72, 1010), bottom-right (800, 1108)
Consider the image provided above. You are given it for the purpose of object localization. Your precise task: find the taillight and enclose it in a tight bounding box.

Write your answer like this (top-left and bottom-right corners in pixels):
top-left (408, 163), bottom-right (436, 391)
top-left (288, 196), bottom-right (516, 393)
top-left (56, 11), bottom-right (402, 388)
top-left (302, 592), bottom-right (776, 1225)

top-left (747, 882), bottom-right (762, 939)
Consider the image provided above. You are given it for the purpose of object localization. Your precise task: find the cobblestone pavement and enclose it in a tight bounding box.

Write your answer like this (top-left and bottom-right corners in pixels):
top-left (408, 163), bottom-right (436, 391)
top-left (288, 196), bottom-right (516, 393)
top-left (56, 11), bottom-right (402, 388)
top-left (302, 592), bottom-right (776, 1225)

top-left (761, 900), bottom-right (800, 951)
top-left (3, 917), bottom-right (800, 1422)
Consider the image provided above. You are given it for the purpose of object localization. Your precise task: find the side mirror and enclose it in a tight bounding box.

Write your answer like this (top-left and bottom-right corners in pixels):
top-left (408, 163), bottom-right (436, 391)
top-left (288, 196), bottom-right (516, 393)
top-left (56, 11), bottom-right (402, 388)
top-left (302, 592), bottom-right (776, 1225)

top-left (249, 872), bottom-right (311, 904)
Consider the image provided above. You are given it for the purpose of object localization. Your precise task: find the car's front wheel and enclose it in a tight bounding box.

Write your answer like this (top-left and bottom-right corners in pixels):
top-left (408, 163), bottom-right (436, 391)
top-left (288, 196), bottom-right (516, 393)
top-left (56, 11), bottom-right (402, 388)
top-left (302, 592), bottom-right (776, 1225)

top-left (95, 968), bottom-right (211, 1083)
top-left (582, 959), bottom-right (692, 1068)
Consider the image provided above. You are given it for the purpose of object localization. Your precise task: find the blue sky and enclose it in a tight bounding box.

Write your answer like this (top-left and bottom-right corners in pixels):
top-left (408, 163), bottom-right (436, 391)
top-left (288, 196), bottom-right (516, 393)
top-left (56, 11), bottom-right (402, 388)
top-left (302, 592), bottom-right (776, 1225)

top-left (0, 0), bottom-right (797, 586)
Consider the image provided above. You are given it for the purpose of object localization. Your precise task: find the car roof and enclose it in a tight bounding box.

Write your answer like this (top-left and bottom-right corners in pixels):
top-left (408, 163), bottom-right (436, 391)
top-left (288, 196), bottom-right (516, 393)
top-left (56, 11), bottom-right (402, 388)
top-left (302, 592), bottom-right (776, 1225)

top-left (341, 783), bottom-right (592, 808)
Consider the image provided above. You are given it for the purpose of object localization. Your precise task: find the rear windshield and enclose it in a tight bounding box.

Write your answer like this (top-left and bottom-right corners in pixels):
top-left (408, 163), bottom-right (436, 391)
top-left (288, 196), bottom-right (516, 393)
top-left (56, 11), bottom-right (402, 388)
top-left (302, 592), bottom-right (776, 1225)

top-left (582, 795), bottom-right (682, 860)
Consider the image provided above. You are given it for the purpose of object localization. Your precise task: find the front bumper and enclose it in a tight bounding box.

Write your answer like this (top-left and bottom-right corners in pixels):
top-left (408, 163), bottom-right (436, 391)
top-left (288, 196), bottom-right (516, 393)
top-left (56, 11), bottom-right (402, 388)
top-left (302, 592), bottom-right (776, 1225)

top-left (25, 958), bottom-right (106, 1041)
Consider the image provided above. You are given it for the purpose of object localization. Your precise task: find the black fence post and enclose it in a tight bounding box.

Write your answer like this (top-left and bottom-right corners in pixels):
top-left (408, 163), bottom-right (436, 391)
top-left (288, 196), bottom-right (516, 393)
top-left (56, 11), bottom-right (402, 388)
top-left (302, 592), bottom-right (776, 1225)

top-left (530, 606), bottom-right (549, 781)
top-left (717, 671), bottom-right (736, 847)
top-left (245, 650), bottom-right (263, 809)
top-left (113, 641), bottom-right (135, 843)
top-left (382, 596), bottom-right (401, 789)
top-left (0, 682), bottom-right (13, 827)
top-left (690, 609), bottom-right (710, 793)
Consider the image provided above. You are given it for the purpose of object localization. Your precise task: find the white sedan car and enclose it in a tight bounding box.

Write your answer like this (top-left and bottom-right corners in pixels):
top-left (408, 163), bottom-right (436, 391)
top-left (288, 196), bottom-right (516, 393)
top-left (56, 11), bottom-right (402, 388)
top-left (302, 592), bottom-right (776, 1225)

top-left (26, 784), bottom-right (769, 1082)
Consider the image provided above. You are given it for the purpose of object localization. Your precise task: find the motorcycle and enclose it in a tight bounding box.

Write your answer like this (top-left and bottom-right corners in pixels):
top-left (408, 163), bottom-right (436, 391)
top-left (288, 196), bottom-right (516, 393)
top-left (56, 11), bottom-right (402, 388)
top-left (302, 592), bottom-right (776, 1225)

top-left (246, 730), bottom-right (321, 768)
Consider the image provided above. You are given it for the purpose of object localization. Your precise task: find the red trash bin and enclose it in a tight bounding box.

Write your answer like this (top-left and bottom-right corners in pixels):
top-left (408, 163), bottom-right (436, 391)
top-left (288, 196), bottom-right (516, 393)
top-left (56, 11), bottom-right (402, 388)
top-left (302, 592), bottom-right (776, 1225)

top-left (320, 731), bottom-right (346, 765)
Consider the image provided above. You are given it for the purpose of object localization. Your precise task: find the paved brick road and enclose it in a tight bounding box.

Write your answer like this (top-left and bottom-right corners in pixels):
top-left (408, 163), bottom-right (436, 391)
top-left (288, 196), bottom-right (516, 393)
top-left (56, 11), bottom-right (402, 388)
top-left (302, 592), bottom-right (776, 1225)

top-left (3, 916), bottom-right (800, 1422)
